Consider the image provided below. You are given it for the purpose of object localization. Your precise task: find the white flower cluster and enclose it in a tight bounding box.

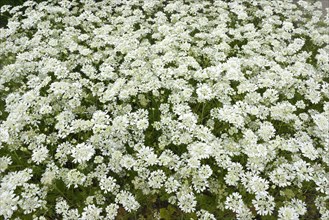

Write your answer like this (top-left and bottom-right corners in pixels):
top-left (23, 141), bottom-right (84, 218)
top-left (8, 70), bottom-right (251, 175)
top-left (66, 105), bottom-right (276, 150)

top-left (0, 0), bottom-right (328, 219)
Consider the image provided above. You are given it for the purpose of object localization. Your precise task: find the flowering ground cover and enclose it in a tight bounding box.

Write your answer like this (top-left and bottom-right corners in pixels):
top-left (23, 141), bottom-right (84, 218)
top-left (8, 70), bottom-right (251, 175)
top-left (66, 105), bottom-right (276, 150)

top-left (0, 0), bottom-right (328, 219)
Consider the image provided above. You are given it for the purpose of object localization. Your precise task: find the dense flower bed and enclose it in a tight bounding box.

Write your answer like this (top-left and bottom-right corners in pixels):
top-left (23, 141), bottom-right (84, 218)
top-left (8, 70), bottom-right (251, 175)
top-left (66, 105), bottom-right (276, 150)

top-left (0, 0), bottom-right (328, 219)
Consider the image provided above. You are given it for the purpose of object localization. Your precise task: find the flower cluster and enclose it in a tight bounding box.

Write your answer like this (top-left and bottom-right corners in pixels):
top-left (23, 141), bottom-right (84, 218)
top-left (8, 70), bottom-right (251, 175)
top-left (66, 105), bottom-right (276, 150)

top-left (0, 0), bottom-right (328, 219)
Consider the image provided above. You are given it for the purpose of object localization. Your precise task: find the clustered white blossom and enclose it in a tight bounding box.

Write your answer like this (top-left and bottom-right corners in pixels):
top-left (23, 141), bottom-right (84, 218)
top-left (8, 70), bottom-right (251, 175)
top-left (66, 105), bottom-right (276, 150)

top-left (0, 0), bottom-right (328, 219)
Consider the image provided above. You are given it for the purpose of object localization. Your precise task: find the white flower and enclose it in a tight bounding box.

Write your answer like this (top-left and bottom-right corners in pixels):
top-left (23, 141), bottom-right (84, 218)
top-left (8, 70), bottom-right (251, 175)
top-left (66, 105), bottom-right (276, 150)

top-left (0, 127), bottom-right (9, 143)
top-left (1, 169), bottom-right (33, 191)
top-left (19, 184), bottom-right (43, 214)
top-left (105, 204), bottom-right (119, 220)
top-left (32, 146), bottom-right (49, 164)
top-left (225, 192), bottom-right (244, 213)
top-left (312, 113), bottom-right (329, 132)
top-left (198, 165), bottom-right (213, 179)
top-left (55, 199), bottom-right (69, 215)
top-left (290, 199), bottom-right (307, 216)
top-left (196, 84), bottom-right (214, 101)
top-left (164, 177), bottom-right (180, 194)
top-left (278, 206), bottom-right (299, 220)
top-left (0, 190), bottom-right (19, 219)
top-left (177, 191), bottom-right (197, 213)
top-left (115, 191), bottom-right (140, 212)
top-left (270, 165), bottom-right (295, 187)
top-left (41, 169), bottom-right (57, 185)
top-left (81, 204), bottom-right (103, 220)
top-left (258, 122), bottom-right (276, 141)
top-left (252, 194), bottom-right (275, 216)
top-left (99, 176), bottom-right (118, 194)
top-left (121, 155), bottom-right (136, 170)
top-left (187, 142), bottom-right (212, 160)
top-left (148, 170), bottom-right (166, 189)
top-left (65, 169), bottom-right (86, 188)
top-left (66, 209), bottom-right (80, 219)
top-left (137, 146), bottom-right (158, 166)
top-left (197, 209), bottom-right (216, 220)
top-left (71, 143), bottom-right (95, 164)
top-left (0, 156), bottom-right (12, 173)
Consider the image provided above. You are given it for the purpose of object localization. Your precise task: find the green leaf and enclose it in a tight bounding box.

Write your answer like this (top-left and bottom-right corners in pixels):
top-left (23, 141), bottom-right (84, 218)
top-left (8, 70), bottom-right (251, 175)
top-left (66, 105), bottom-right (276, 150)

top-left (283, 189), bottom-right (295, 199)
top-left (159, 206), bottom-right (175, 220)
